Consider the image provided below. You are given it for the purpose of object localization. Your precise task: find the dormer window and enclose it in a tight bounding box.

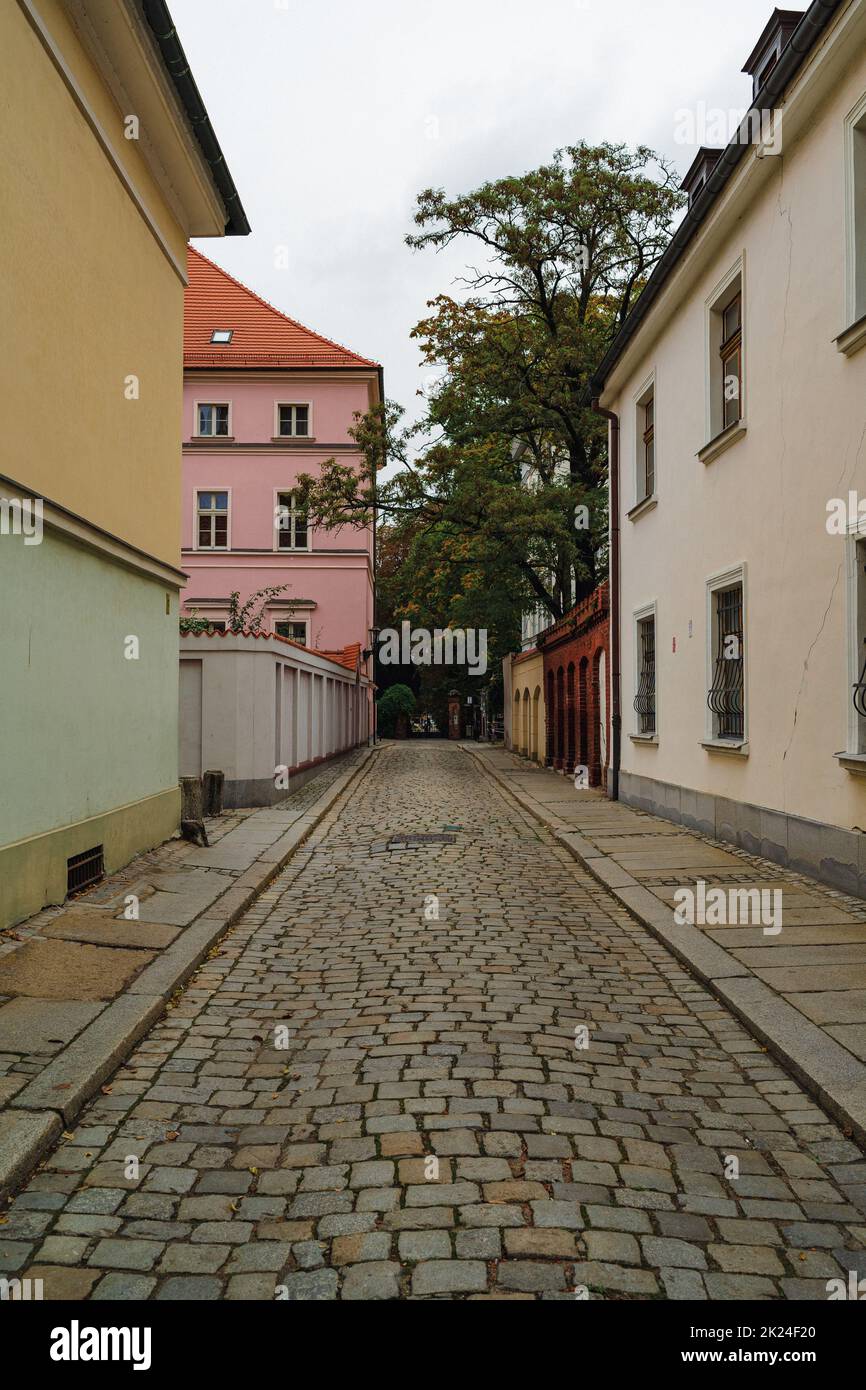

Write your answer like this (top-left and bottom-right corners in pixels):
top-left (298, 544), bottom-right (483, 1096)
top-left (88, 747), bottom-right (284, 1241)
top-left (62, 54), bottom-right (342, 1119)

top-left (742, 9), bottom-right (803, 102)
top-left (755, 50), bottom-right (779, 90)
top-left (681, 148), bottom-right (723, 210)
top-left (211, 329), bottom-right (233, 344)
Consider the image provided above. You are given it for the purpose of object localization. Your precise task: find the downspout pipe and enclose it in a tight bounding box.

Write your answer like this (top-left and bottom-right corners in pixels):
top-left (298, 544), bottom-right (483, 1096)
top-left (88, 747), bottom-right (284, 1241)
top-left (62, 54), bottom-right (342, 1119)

top-left (590, 401), bottom-right (621, 802)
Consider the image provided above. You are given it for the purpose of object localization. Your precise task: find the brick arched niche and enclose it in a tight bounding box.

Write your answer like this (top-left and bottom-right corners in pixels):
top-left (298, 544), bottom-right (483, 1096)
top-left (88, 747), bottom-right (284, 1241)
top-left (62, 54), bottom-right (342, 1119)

top-left (591, 646), bottom-right (606, 788)
top-left (513, 689), bottom-right (523, 754)
top-left (555, 666), bottom-right (565, 771)
top-left (565, 663), bottom-right (576, 773)
top-left (531, 686), bottom-right (541, 762)
top-left (578, 656), bottom-right (589, 773)
top-left (540, 584), bottom-right (610, 788)
top-left (545, 670), bottom-right (555, 766)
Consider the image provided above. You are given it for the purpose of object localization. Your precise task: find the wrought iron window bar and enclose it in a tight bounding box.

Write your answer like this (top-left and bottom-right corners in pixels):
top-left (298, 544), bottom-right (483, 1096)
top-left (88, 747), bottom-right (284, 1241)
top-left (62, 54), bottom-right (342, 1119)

top-left (708, 585), bottom-right (744, 738)
top-left (634, 621), bottom-right (656, 734)
top-left (853, 640), bottom-right (866, 717)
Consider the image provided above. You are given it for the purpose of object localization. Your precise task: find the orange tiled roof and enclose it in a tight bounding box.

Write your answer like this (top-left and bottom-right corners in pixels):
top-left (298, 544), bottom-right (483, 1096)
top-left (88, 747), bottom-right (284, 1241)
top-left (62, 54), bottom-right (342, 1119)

top-left (184, 248), bottom-right (378, 369)
top-left (320, 641), bottom-right (363, 672)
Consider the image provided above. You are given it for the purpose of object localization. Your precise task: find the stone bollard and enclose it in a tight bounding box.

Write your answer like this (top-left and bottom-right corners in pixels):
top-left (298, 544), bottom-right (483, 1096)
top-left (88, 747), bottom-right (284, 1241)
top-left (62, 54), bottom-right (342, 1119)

top-left (203, 770), bottom-right (225, 817)
top-left (180, 776), bottom-right (208, 847)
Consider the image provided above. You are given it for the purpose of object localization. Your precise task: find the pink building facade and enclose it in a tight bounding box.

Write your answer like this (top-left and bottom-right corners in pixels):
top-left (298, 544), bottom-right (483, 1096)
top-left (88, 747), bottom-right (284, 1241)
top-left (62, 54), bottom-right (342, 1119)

top-left (181, 250), bottom-right (379, 663)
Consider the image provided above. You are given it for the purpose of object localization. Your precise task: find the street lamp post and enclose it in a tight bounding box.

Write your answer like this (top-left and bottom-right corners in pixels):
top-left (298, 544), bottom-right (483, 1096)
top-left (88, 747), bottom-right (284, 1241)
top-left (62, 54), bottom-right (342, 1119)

top-left (363, 627), bottom-right (381, 745)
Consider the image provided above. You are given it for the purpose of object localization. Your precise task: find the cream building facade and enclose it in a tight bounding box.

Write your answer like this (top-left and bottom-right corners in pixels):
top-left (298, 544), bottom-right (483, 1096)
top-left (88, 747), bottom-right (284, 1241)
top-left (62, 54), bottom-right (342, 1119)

top-left (593, 1), bottom-right (866, 894)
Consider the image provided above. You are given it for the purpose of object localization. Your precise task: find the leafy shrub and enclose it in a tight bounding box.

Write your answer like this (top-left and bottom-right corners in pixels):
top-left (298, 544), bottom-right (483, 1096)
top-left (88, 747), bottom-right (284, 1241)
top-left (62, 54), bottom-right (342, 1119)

top-left (377, 683), bottom-right (416, 738)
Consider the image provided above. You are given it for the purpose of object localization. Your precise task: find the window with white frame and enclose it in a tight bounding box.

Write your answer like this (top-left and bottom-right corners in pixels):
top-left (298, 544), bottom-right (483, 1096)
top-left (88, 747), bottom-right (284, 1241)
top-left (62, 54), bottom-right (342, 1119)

top-left (275, 619), bottom-right (308, 644)
top-left (277, 404), bottom-right (310, 437)
top-left (197, 403), bottom-right (230, 437)
top-left (196, 491), bottom-right (229, 549)
top-left (720, 293), bottom-right (742, 432)
top-left (634, 609), bottom-right (656, 735)
top-left (706, 267), bottom-right (743, 443)
top-left (707, 573), bottom-right (745, 741)
top-left (846, 96), bottom-right (866, 328)
top-left (275, 492), bottom-right (309, 550)
top-left (636, 384), bottom-right (655, 502)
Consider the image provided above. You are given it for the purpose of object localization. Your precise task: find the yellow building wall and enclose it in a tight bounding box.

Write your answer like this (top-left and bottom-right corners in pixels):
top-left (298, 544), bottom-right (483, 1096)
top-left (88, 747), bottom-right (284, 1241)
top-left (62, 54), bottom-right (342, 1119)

top-left (511, 651), bottom-right (545, 762)
top-left (2, 0), bottom-right (188, 569)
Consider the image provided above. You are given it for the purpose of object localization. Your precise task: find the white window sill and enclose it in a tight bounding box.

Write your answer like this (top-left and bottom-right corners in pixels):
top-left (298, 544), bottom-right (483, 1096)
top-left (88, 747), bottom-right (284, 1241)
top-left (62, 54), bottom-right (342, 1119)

top-left (835, 751), bottom-right (866, 774)
top-left (698, 421), bottom-right (747, 465)
top-left (629, 732), bottom-right (658, 744)
top-left (272, 436), bottom-right (316, 444)
top-left (834, 316), bottom-right (866, 358)
top-left (627, 494), bottom-right (658, 521)
top-left (701, 738), bottom-right (749, 757)
top-left (191, 436), bottom-right (235, 444)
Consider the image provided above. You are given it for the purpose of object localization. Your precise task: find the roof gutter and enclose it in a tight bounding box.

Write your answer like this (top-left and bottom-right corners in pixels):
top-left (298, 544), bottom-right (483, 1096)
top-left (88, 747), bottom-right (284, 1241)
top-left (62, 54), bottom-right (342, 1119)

top-left (589, 0), bottom-right (843, 397)
top-left (139, 0), bottom-right (251, 236)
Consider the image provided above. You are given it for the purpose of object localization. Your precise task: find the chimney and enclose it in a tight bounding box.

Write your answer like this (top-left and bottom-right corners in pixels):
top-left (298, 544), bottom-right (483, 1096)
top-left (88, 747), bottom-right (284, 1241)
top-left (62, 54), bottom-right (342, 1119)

top-left (742, 8), bottom-right (805, 101)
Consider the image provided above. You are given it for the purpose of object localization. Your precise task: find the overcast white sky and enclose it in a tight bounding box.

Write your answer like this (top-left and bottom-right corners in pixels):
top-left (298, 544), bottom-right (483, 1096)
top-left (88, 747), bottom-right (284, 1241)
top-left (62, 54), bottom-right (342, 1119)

top-left (175, 0), bottom-right (779, 420)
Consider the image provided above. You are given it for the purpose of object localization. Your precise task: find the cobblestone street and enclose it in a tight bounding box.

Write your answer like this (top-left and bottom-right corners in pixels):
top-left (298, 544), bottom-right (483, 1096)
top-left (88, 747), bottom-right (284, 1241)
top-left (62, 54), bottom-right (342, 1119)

top-left (6, 744), bottom-right (866, 1301)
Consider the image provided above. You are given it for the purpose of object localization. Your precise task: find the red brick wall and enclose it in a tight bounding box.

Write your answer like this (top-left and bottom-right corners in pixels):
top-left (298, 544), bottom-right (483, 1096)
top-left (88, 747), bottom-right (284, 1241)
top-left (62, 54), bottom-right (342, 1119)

top-left (540, 583), bottom-right (610, 788)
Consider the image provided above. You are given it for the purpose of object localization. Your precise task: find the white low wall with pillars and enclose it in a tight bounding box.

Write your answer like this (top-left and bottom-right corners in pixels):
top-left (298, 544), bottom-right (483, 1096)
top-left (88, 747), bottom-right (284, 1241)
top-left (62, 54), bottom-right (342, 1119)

top-left (179, 631), bottom-right (372, 807)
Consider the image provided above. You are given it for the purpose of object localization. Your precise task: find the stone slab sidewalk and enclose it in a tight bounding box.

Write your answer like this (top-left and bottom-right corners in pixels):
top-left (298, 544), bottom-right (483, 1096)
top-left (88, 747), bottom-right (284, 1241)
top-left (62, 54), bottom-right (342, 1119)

top-left (465, 745), bottom-right (866, 1146)
top-left (0, 747), bottom-right (376, 1199)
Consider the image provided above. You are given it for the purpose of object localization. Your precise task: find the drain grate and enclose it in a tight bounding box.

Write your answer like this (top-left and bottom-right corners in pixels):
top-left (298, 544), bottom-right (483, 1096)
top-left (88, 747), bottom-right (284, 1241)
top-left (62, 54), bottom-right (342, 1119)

top-left (387, 832), bottom-right (458, 849)
top-left (67, 844), bottom-right (105, 895)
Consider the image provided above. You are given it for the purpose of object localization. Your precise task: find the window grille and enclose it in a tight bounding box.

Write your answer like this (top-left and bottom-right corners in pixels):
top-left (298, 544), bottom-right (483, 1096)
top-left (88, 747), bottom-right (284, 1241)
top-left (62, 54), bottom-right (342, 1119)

top-left (67, 845), bottom-right (104, 895)
top-left (708, 585), bottom-right (744, 738)
top-left (634, 618), bottom-right (656, 734)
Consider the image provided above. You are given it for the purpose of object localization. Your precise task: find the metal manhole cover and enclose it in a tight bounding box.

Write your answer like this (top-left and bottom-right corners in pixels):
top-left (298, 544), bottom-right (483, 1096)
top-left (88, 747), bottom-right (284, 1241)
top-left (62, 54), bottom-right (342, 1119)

top-left (386, 833), bottom-right (458, 848)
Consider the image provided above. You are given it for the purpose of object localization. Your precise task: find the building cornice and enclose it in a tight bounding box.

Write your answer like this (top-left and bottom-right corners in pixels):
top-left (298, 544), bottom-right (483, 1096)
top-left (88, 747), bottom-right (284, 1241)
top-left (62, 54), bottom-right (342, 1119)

top-left (0, 472), bottom-right (188, 587)
top-left (182, 442), bottom-right (360, 454)
top-left (55, 0), bottom-right (247, 238)
top-left (183, 367), bottom-right (381, 382)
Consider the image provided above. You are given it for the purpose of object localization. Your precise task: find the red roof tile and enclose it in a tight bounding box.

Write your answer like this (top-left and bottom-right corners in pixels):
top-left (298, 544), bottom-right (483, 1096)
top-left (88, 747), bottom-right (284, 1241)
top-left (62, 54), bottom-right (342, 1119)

top-left (319, 642), bottom-right (363, 672)
top-left (184, 248), bottom-right (378, 369)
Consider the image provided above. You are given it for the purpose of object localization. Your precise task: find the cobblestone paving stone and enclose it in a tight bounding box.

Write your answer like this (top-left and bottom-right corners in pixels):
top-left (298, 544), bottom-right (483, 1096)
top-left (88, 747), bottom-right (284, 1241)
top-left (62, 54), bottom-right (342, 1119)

top-left (0, 752), bottom-right (365, 1101)
top-left (5, 745), bottom-right (866, 1300)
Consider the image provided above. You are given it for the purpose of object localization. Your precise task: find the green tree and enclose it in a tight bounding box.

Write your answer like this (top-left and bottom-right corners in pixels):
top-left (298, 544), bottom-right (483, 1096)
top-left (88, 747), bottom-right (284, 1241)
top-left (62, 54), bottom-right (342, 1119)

top-left (299, 141), bottom-right (684, 624)
top-left (376, 683), bottom-right (416, 739)
top-left (226, 585), bottom-right (293, 634)
top-left (376, 514), bottom-right (522, 730)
